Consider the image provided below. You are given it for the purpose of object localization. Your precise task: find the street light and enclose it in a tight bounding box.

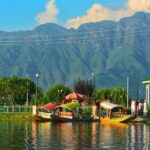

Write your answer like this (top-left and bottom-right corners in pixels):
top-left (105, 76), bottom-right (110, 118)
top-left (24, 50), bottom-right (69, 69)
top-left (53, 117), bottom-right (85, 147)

top-left (127, 76), bottom-right (129, 108)
top-left (35, 73), bottom-right (39, 105)
top-left (136, 71), bottom-right (141, 102)
top-left (92, 72), bottom-right (96, 103)
top-left (92, 72), bottom-right (95, 87)
top-left (26, 74), bottom-right (29, 106)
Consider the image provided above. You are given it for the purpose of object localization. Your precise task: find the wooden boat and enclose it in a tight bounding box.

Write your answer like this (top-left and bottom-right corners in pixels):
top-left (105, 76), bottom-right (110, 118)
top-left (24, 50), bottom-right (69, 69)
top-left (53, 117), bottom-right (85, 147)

top-left (34, 102), bottom-right (58, 122)
top-left (100, 115), bottom-right (134, 123)
top-left (100, 122), bottom-right (128, 128)
top-left (99, 101), bottom-right (134, 123)
top-left (51, 101), bottom-right (81, 122)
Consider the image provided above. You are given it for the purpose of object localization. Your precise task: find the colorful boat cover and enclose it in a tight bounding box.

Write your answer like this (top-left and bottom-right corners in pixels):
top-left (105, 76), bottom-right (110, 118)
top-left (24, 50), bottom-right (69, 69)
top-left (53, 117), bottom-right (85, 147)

top-left (37, 102), bottom-right (58, 112)
top-left (100, 102), bottom-right (123, 110)
top-left (55, 102), bottom-right (80, 111)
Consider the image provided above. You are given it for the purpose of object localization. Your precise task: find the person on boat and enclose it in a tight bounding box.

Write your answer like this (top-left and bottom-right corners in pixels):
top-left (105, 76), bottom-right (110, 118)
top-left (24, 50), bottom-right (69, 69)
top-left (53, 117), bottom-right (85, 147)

top-left (58, 107), bottom-right (62, 116)
top-left (143, 100), bottom-right (148, 117)
top-left (136, 101), bottom-right (139, 116)
top-left (78, 107), bottom-right (82, 114)
top-left (138, 102), bottom-right (142, 116)
top-left (119, 108), bottom-right (125, 117)
top-left (131, 99), bottom-right (136, 115)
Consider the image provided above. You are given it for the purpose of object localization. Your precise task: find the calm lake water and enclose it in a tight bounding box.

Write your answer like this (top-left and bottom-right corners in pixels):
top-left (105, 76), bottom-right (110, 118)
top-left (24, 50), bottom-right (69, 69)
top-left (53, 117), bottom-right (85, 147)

top-left (0, 121), bottom-right (150, 150)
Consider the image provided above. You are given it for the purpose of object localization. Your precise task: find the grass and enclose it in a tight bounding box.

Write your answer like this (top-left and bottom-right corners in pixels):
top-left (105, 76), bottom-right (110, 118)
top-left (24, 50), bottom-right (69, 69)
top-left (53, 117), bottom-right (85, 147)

top-left (0, 113), bottom-right (34, 121)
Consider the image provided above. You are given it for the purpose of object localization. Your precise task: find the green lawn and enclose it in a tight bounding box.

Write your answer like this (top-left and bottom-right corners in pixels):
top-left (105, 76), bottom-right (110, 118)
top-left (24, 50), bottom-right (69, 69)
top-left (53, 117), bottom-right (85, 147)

top-left (0, 113), bottom-right (34, 121)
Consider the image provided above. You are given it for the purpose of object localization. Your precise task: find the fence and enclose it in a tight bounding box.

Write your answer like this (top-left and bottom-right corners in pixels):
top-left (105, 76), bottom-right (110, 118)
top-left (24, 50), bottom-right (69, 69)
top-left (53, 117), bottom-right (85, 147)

top-left (0, 105), bottom-right (98, 115)
top-left (0, 105), bottom-right (33, 113)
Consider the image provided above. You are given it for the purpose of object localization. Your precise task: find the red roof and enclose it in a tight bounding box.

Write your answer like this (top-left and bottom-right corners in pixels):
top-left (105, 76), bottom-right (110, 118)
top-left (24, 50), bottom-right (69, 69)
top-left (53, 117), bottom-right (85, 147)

top-left (37, 102), bottom-right (58, 112)
top-left (65, 92), bottom-right (84, 101)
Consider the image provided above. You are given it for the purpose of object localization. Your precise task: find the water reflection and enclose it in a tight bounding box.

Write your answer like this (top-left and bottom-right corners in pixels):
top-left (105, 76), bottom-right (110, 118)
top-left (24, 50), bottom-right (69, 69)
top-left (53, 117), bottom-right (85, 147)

top-left (127, 123), bottom-right (150, 150)
top-left (99, 123), bottom-right (128, 149)
top-left (1, 121), bottom-right (150, 149)
top-left (30, 122), bottom-right (101, 150)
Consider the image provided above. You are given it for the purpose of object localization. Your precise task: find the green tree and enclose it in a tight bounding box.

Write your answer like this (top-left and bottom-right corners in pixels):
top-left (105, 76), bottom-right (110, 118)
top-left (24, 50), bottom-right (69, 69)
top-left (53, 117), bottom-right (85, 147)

top-left (96, 88), bottom-right (112, 100)
top-left (0, 76), bottom-right (37, 105)
top-left (111, 86), bottom-right (127, 106)
top-left (96, 86), bottom-right (127, 106)
top-left (46, 83), bottom-right (71, 104)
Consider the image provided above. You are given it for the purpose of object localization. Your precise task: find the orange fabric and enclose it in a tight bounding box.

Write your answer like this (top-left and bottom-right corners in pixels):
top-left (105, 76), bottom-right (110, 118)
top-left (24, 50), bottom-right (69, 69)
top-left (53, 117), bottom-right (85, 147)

top-left (60, 112), bottom-right (73, 116)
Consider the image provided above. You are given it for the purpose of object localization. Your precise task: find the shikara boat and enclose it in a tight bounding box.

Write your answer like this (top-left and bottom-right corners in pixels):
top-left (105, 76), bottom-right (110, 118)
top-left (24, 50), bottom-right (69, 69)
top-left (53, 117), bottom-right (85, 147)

top-left (99, 101), bottom-right (134, 123)
top-left (51, 101), bottom-right (81, 122)
top-left (34, 102), bottom-right (58, 122)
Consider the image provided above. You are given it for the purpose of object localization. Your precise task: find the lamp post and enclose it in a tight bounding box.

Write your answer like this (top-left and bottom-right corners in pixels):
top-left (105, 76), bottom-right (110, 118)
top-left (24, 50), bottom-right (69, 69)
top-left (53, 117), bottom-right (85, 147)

top-left (136, 72), bottom-right (141, 102)
top-left (92, 72), bottom-right (96, 103)
top-left (26, 74), bottom-right (29, 106)
top-left (35, 73), bottom-right (39, 105)
top-left (127, 76), bottom-right (129, 108)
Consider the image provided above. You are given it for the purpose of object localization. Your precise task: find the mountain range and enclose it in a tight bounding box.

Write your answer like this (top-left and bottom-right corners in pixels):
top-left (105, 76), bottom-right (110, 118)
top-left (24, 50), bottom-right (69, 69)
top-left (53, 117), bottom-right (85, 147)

top-left (0, 11), bottom-right (150, 98)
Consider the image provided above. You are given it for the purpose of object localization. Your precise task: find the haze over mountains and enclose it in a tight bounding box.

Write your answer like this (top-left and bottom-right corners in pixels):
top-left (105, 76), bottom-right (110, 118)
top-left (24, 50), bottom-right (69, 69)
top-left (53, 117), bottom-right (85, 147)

top-left (0, 11), bottom-right (150, 97)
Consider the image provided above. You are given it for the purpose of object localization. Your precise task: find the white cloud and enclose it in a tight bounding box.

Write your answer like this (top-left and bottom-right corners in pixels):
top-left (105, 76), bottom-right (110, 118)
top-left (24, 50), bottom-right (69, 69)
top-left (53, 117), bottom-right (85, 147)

top-left (66, 0), bottom-right (150, 29)
top-left (37, 0), bottom-right (59, 24)
top-left (128, 0), bottom-right (150, 11)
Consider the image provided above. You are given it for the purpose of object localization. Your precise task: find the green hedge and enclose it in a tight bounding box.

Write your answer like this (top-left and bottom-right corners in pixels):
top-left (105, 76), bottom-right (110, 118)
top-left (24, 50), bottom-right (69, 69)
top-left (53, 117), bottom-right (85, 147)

top-left (83, 107), bottom-right (92, 115)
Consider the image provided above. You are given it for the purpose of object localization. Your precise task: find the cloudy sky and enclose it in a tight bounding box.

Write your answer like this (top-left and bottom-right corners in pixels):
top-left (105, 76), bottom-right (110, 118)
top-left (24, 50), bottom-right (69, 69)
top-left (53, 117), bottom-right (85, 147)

top-left (0, 0), bottom-right (150, 31)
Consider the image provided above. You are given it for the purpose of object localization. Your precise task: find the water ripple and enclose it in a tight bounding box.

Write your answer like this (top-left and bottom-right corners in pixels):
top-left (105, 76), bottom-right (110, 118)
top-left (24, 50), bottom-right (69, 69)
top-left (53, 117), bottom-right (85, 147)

top-left (0, 121), bottom-right (150, 150)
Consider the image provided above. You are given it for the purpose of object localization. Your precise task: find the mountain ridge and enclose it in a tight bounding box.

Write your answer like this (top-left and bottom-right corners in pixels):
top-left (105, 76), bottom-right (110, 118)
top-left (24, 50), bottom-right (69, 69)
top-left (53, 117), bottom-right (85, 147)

top-left (0, 12), bottom-right (150, 98)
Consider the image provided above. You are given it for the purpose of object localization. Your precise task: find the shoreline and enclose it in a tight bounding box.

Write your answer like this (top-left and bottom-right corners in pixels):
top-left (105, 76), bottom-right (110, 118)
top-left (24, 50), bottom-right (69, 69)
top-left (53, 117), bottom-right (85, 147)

top-left (131, 116), bottom-right (150, 123)
top-left (1, 113), bottom-right (150, 123)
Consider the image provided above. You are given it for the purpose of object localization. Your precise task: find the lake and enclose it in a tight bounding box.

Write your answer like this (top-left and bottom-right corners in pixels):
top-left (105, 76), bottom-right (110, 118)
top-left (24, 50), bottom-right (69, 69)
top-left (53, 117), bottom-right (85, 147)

top-left (0, 121), bottom-right (150, 150)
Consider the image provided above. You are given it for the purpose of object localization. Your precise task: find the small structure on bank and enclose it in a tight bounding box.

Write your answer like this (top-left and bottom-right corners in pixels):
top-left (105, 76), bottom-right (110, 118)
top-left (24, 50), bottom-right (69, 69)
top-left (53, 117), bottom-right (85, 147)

top-left (142, 76), bottom-right (150, 104)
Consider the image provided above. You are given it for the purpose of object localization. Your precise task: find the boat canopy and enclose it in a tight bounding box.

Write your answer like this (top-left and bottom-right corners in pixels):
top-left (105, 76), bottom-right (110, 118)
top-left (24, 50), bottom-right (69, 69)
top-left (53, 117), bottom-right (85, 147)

top-left (55, 102), bottom-right (80, 111)
top-left (37, 102), bottom-right (58, 112)
top-left (100, 102), bottom-right (123, 110)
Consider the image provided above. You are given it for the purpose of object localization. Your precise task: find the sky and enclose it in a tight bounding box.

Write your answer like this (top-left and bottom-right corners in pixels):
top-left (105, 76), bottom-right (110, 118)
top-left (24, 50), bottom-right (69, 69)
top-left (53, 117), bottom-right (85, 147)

top-left (0, 0), bottom-right (150, 31)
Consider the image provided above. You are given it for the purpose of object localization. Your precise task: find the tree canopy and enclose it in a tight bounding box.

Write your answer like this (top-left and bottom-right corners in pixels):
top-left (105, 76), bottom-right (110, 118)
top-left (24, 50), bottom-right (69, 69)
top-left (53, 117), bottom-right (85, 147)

top-left (0, 76), bottom-right (36, 105)
top-left (96, 86), bottom-right (127, 106)
top-left (0, 76), bottom-right (128, 107)
top-left (46, 83), bottom-right (71, 103)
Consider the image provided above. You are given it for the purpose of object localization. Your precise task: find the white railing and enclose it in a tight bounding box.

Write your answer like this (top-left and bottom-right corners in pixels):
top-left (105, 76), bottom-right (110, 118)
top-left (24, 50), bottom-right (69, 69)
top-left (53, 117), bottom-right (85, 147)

top-left (0, 106), bottom-right (33, 113)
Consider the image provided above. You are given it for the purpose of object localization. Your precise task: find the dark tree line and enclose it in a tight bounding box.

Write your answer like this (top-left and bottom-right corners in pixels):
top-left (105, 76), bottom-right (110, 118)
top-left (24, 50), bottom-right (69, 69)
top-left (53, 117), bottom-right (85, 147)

top-left (73, 79), bottom-right (95, 96)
